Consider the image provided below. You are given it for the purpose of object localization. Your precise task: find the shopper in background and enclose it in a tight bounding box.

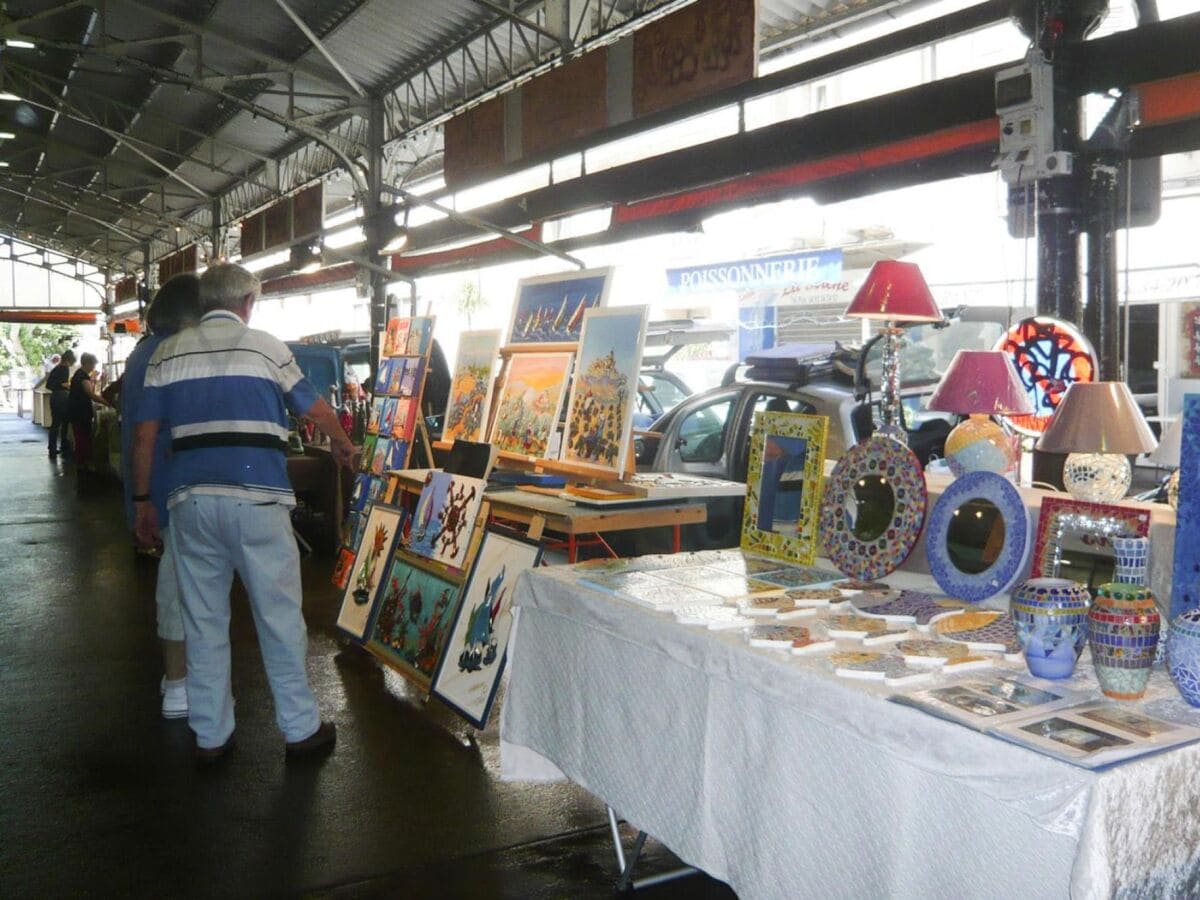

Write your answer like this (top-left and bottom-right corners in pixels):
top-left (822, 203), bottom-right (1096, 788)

top-left (46, 349), bottom-right (75, 459)
top-left (121, 274), bottom-right (202, 721)
top-left (132, 262), bottom-right (354, 765)
top-left (68, 352), bottom-right (107, 469)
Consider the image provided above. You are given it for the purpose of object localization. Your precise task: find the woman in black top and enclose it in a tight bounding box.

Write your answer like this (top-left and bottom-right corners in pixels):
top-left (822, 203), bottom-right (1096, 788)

top-left (68, 352), bottom-right (107, 468)
top-left (46, 349), bottom-right (75, 458)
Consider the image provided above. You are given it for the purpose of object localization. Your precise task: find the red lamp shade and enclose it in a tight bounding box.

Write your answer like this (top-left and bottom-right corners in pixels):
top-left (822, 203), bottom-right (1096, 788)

top-left (927, 350), bottom-right (1035, 416)
top-left (844, 260), bottom-right (942, 322)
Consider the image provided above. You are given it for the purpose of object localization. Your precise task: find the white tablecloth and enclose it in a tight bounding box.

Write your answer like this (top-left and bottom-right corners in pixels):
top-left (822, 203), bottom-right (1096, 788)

top-left (500, 566), bottom-right (1200, 899)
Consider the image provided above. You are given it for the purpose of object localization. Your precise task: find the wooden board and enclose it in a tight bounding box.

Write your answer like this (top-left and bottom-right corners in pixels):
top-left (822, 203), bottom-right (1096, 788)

top-left (444, 97), bottom-right (507, 188)
top-left (522, 48), bottom-right (609, 159)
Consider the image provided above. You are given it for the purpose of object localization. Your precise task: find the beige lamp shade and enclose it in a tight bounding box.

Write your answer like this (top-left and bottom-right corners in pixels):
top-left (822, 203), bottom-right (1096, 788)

top-left (1148, 415), bottom-right (1182, 467)
top-left (1035, 382), bottom-right (1159, 455)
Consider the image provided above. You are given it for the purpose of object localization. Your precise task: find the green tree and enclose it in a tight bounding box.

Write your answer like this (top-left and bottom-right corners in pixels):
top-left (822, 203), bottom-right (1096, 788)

top-left (17, 324), bottom-right (78, 369)
top-left (455, 280), bottom-right (487, 329)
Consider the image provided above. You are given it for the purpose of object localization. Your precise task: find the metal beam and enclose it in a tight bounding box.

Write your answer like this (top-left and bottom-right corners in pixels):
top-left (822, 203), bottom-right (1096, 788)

top-left (468, 0), bottom-right (565, 49)
top-left (271, 0), bottom-right (366, 97)
top-left (0, 184), bottom-right (146, 242)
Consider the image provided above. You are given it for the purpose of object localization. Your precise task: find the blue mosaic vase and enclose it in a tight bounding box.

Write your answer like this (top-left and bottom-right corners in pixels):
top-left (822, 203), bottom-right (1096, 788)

top-left (1111, 536), bottom-right (1150, 587)
top-left (1088, 583), bottom-right (1161, 700)
top-left (1167, 609), bottom-right (1200, 707)
top-left (1010, 578), bottom-right (1091, 680)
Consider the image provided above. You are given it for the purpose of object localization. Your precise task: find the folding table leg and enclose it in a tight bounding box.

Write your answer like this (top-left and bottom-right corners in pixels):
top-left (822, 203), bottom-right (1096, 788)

top-left (606, 806), bottom-right (698, 892)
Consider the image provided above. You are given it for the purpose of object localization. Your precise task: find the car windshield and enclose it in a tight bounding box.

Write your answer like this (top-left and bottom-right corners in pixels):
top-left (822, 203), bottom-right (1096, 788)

top-left (640, 372), bottom-right (690, 413)
top-left (862, 316), bottom-right (1009, 389)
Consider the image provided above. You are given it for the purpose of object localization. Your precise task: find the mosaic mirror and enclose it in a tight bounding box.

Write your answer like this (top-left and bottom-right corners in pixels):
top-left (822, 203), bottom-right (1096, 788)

top-left (1032, 496), bottom-right (1151, 591)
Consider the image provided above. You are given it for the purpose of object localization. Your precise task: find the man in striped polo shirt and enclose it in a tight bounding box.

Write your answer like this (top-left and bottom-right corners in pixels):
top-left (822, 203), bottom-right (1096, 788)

top-left (132, 263), bottom-right (354, 765)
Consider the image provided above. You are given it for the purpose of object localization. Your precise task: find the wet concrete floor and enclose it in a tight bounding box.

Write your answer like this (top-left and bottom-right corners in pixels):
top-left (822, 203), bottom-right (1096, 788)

top-left (0, 413), bottom-right (736, 899)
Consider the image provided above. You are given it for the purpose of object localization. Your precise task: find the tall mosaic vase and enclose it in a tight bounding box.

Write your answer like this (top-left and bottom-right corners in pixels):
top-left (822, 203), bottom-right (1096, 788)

top-left (1010, 578), bottom-right (1091, 679)
top-left (1088, 583), bottom-right (1161, 700)
top-left (1167, 609), bottom-right (1200, 707)
top-left (1111, 536), bottom-right (1149, 586)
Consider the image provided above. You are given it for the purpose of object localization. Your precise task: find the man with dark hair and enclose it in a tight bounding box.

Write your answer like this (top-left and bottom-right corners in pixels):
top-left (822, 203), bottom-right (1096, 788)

top-left (46, 349), bottom-right (75, 458)
top-left (121, 273), bottom-right (203, 720)
top-left (132, 263), bottom-right (353, 765)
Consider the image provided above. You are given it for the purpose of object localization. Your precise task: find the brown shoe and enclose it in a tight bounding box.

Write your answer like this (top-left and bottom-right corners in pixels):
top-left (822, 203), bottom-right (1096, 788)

top-left (285, 721), bottom-right (336, 760)
top-left (195, 734), bottom-right (236, 768)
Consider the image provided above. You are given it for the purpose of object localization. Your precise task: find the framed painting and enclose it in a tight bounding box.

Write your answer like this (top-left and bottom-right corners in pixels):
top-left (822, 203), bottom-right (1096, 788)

top-left (431, 530), bottom-right (544, 727)
top-left (373, 358), bottom-right (394, 395)
top-left (406, 316), bottom-right (436, 357)
top-left (370, 438), bottom-right (390, 475)
top-left (560, 305), bottom-right (648, 475)
top-left (994, 316), bottom-right (1096, 437)
top-left (387, 357), bottom-right (406, 395)
top-left (740, 412), bottom-right (828, 565)
top-left (387, 439), bottom-right (409, 471)
top-left (360, 434), bottom-right (378, 473)
top-left (349, 472), bottom-right (373, 512)
top-left (489, 351), bottom-right (574, 457)
top-left (391, 396), bottom-right (418, 443)
top-left (406, 470), bottom-right (486, 570)
top-left (400, 358), bottom-right (425, 397)
top-left (384, 317), bottom-right (410, 358)
top-left (367, 551), bottom-right (463, 691)
top-left (1032, 496), bottom-right (1151, 588)
top-left (379, 397), bottom-right (398, 436)
top-left (330, 546), bottom-right (355, 591)
top-left (443, 329), bottom-right (502, 444)
top-left (505, 266), bottom-right (613, 348)
top-left (336, 503), bottom-right (405, 640)
top-left (366, 397), bottom-right (384, 435)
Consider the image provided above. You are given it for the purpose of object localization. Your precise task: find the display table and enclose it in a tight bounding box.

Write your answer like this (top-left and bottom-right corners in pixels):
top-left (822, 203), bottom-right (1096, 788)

top-left (500, 564), bottom-right (1200, 899)
top-left (388, 469), bottom-right (720, 560)
top-left (287, 445), bottom-right (348, 553)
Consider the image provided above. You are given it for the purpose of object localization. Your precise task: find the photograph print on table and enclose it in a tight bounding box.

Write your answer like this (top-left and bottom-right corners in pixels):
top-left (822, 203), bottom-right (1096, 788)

top-left (560, 305), bottom-right (648, 475)
top-left (368, 552), bottom-right (463, 690)
top-left (443, 329), bottom-right (501, 443)
top-left (407, 470), bottom-right (486, 569)
top-left (336, 504), bottom-right (405, 640)
top-left (490, 351), bottom-right (574, 456)
top-left (505, 266), bottom-right (613, 347)
top-left (432, 530), bottom-right (544, 727)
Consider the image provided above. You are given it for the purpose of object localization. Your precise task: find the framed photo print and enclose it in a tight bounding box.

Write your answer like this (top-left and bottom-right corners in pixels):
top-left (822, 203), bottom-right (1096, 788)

top-left (367, 551), bottom-right (463, 690)
top-left (432, 530), bottom-right (544, 728)
top-left (741, 411), bottom-right (828, 565)
top-left (560, 305), bottom-right (648, 475)
top-left (336, 503), bottom-right (405, 640)
top-left (505, 266), bottom-right (612, 348)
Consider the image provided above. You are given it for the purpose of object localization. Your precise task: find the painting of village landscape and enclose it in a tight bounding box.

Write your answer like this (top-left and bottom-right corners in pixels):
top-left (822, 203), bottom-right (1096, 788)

top-left (432, 530), bottom-right (544, 727)
top-left (560, 306), bottom-right (648, 475)
top-left (489, 351), bottom-right (574, 457)
top-left (443, 330), bottom-right (501, 443)
top-left (366, 552), bottom-right (463, 690)
top-left (505, 267), bottom-right (612, 347)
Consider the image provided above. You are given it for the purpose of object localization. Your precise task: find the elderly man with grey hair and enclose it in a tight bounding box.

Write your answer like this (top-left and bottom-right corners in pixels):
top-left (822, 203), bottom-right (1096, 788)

top-left (132, 262), bottom-right (354, 765)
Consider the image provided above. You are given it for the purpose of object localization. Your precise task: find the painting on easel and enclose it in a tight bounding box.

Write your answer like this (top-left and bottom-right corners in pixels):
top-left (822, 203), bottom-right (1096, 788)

top-left (505, 267), bottom-right (613, 347)
top-left (560, 305), bottom-right (648, 476)
top-left (489, 351), bottom-right (574, 457)
top-left (443, 329), bottom-right (502, 443)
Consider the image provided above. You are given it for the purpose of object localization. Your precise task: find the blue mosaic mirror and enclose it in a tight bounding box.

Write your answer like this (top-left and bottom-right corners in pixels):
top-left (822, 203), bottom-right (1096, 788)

top-left (925, 471), bottom-right (1030, 602)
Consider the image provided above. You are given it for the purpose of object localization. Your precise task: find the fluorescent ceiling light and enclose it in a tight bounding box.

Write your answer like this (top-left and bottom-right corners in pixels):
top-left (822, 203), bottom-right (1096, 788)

top-left (321, 224), bottom-right (364, 250)
top-left (5, 40), bottom-right (36, 49)
top-left (0, 132), bottom-right (14, 139)
top-left (0, 161), bottom-right (11, 168)
top-left (0, 92), bottom-right (20, 101)
top-left (241, 248), bottom-right (290, 273)
top-left (381, 229), bottom-right (409, 254)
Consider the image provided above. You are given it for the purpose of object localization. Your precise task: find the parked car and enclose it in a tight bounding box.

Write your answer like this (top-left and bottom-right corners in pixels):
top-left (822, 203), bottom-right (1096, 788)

top-left (633, 320), bottom-right (734, 428)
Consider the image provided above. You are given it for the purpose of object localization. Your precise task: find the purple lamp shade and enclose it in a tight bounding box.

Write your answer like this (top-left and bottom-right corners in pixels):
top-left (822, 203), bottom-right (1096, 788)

top-left (928, 350), bottom-right (1035, 416)
top-left (845, 261), bottom-right (942, 322)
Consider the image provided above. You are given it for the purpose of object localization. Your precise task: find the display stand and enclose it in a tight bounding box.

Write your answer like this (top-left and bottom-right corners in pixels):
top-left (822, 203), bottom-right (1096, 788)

top-left (606, 807), bottom-right (697, 892)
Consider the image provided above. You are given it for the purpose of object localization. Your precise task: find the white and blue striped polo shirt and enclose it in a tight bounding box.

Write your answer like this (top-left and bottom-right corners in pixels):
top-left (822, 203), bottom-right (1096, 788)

top-left (138, 309), bottom-right (318, 508)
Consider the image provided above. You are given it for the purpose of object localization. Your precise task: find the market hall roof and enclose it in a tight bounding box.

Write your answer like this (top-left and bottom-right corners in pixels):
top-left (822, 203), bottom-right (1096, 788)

top-left (0, 0), bottom-right (935, 274)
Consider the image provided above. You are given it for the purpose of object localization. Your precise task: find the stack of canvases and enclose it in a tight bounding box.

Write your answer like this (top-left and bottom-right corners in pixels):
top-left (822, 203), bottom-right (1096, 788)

top-left (332, 467), bottom-right (543, 728)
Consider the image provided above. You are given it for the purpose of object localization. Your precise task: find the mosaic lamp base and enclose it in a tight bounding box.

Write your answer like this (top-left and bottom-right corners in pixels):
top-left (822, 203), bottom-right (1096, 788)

top-left (944, 414), bottom-right (1017, 478)
top-left (1063, 452), bottom-right (1131, 503)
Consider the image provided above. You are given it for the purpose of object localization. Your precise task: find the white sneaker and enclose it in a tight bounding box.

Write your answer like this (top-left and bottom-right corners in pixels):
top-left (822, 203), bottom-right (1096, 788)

top-left (162, 680), bottom-right (188, 720)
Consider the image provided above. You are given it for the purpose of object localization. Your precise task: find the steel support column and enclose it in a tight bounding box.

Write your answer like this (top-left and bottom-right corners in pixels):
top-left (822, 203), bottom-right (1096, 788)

top-left (210, 199), bottom-right (222, 263)
top-left (365, 94), bottom-right (388, 385)
top-left (1083, 158), bottom-right (1121, 380)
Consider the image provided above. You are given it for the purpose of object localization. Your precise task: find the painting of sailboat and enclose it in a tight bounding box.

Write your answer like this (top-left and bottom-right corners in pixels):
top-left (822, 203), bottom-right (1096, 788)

top-left (505, 266), bottom-right (613, 347)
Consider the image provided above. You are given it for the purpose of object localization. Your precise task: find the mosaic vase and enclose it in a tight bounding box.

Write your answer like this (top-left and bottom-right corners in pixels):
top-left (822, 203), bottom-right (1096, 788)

top-left (1087, 583), bottom-right (1161, 700)
top-left (1010, 578), bottom-right (1091, 680)
top-left (1111, 536), bottom-right (1150, 587)
top-left (1167, 609), bottom-right (1200, 707)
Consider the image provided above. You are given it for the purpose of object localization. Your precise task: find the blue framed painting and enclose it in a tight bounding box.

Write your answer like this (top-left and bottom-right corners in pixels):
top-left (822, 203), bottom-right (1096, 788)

top-left (1172, 393), bottom-right (1200, 617)
top-left (505, 266), bottom-right (613, 347)
top-left (336, 503), bottom-right (406, 641)
top-left (431, 529), bottom-right (544, 728)
top-left (925, 471), bottom-right (1030, 603)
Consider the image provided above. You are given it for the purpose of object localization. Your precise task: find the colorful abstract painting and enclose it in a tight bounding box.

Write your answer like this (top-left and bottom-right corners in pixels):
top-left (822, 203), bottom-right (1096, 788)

top-left (443, 330), bottom-right (501, 443)
top-left (560, 306), bottom-right (648, 474)
top-left (407, 470), bottom-right (486, 569)
top-left (367, 552), bottom-right (462, 690)
top-left (336, 504), bottom-right (404, 640)
top-left (405, 316), bottom-right (435, 357)
top-left (431, 530), bottom-right (544, 727)
top-left (505, 266), bottom-right (612, 347)
top-left (489, 351), bottom-right (574, 456)
top-left (384, 317), bottom-right (410, 358)
top-left (994, 316), bottom-right (1096, 436)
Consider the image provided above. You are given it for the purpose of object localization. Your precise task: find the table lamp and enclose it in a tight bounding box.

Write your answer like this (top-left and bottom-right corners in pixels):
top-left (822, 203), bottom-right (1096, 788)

top-left (927, 349), bottom-right (1034, 477)
top-left (845, 261), bottom-right (943, 444)
top-left (1036, 382), bottom-right (1158, 502)
top-left (1148, 415), bottom-right (1182, 508)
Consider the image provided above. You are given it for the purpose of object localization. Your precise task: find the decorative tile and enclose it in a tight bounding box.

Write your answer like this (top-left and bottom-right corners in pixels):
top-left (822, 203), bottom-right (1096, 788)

top-left (834, 579), bottom-right (892, 592)
top-left (850, 590), bottom-right (969, 628)
top-left (752, 566), bottom-right (844, 589)
top-left (824, 615), bottom-right (909, 645)
top-left (673, 605), bottom-right (754, 630)
top-left (830, 651), bottom-right (931, 686)
top-left (934, 610), bottom-right (1022, 657)
top-left (782, 587), bottom-right (847, 607)
top-left (746, 625), bottom-right (834, 653)
top-left (739, 595), bottom-right (816, 618)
